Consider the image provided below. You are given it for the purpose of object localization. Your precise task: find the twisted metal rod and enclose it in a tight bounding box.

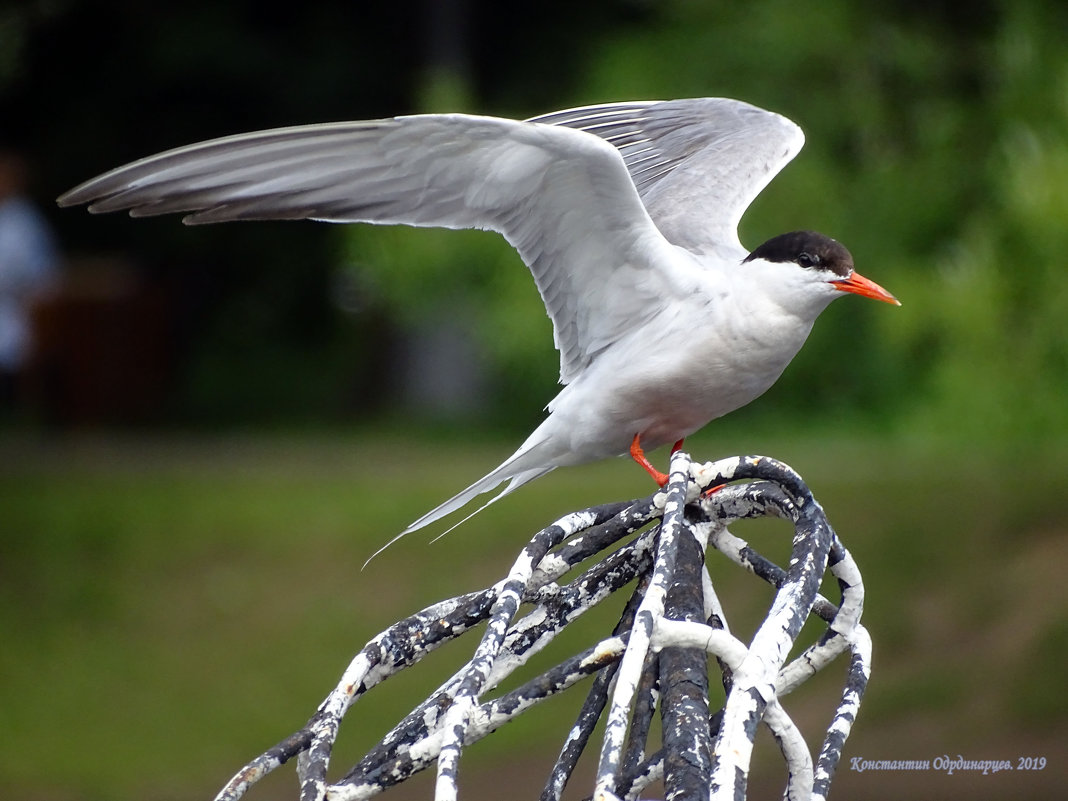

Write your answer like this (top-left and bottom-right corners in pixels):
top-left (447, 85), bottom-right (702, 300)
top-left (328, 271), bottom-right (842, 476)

top-left (212, 451), bottom-right (870, 801)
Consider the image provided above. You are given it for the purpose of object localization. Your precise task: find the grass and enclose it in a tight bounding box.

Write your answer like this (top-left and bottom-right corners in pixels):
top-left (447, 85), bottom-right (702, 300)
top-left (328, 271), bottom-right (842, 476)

top-left (1, 426), bottom-right (1065, 800)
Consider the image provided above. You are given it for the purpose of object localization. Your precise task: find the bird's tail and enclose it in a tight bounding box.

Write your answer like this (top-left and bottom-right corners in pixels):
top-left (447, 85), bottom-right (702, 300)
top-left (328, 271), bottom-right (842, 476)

top-left (362, 439), bottom-right (556, 566)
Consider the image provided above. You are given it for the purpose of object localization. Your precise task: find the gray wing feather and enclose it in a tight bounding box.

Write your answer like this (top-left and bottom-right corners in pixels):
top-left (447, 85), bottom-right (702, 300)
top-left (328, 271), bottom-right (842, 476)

top-left (529, 98), bottom-right (804, 256)
top-left (58, 114), bottom-right (680, 383)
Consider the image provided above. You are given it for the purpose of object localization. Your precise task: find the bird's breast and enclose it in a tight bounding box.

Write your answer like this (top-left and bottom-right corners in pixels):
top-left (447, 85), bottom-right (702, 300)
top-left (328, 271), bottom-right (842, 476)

top-left (549, 294), bottom-right (815, 457)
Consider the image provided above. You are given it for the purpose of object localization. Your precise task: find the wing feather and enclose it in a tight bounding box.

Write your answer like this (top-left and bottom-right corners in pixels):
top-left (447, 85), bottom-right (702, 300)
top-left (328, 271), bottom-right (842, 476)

top-left (59, 113), bottom-right (683, 382)
top-left (530, 98), bottom-right (804, 256)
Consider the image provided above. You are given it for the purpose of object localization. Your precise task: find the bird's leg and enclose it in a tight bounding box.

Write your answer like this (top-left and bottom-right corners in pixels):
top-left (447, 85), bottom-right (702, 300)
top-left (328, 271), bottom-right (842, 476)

top-left (630, 433), bottom-right (672, 487)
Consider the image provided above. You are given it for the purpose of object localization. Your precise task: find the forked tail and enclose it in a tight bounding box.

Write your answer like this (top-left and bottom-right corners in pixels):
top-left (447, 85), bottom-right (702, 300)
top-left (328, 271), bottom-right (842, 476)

top-left (362, 440), bottom-right (556, 567)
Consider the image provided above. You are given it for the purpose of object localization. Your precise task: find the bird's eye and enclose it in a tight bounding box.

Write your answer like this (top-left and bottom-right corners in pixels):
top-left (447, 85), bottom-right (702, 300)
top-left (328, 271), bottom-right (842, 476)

top-left (797, 252), bottom-right (820, 269)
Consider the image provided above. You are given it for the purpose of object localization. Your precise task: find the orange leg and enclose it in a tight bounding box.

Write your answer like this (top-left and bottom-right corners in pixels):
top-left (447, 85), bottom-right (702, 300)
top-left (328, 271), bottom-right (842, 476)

top-left (630, 433), bottom-right (683, 487)
top-left (630, 434), bottom-right (722, 495)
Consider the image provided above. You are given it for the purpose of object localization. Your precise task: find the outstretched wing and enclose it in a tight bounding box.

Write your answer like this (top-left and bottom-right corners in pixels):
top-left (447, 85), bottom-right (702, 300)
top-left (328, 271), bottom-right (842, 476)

top-left (59, 113), bottom-right (688, 383)
top-left (530, 98), bottom-right (804, 257)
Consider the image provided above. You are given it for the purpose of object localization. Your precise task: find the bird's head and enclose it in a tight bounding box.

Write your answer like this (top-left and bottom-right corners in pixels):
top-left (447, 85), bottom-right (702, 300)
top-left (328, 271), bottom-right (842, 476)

top-left (743, 230), bottom-right (899, 312)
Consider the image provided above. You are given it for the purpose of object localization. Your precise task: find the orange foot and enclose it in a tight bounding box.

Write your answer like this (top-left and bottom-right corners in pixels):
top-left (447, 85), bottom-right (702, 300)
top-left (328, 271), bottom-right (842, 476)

top-left (630, 434), bottom-right (685, 488)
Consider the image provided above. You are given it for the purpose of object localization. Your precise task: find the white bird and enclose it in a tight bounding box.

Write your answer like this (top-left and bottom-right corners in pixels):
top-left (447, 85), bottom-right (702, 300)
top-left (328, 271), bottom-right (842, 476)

top-left (58, 98), bottom-right (898, 546)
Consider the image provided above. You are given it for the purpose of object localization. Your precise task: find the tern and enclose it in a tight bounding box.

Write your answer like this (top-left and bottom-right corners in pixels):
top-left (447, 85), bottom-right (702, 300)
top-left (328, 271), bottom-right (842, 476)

top-left (59, 98), bottom-right (899, 544)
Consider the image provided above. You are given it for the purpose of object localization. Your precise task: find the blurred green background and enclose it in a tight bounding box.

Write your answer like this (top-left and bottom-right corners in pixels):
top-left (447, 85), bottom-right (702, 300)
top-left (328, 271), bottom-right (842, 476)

top-left (1, 1), bottom-right (1065, 799)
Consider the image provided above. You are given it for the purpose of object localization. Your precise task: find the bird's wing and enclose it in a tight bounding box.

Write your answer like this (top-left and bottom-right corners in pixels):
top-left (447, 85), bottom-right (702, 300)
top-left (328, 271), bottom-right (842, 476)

top-left (59, 114), bottom-right (691, 384)
top-left (529, 98), bottom-right (804, 257)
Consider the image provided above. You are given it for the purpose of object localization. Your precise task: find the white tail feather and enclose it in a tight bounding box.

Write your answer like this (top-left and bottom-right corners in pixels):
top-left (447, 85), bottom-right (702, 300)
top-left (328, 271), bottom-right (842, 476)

top-left (426, 468), bottom-right (554, 545)
top-left (362, 441), bottom-right (556, 568)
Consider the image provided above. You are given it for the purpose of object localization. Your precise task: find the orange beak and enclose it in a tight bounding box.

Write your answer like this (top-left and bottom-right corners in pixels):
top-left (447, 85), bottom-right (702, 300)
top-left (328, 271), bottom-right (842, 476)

top-left (832, 272), bottom-right (900, 305)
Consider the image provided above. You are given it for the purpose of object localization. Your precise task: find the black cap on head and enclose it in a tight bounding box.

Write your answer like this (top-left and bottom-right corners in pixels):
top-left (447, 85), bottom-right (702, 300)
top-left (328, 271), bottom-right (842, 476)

top-left (744, 231), bottom-right (854, 278)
